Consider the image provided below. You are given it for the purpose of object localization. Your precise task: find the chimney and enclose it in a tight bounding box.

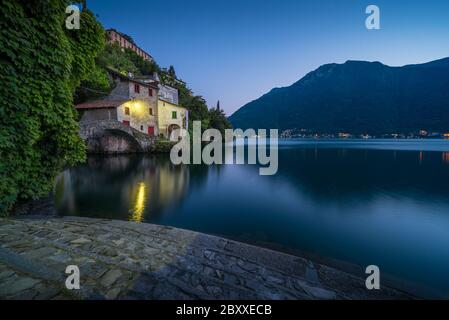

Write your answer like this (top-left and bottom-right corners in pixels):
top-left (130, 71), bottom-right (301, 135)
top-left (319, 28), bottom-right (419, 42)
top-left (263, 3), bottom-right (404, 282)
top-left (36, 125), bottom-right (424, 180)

top-left (153, 72), bottom-right (160, 82)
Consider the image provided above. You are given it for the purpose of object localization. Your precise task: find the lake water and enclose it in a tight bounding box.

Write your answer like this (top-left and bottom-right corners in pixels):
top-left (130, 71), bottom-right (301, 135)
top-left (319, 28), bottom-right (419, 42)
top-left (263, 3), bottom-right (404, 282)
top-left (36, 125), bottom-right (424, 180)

top-left (55, 139), bottom-right (449, 297)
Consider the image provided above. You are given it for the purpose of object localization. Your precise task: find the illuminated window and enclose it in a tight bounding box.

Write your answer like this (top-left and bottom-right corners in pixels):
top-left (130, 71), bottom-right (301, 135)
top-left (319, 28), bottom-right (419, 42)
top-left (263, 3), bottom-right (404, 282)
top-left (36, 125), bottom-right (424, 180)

top-left (124, 107), bottom-right (130, 115)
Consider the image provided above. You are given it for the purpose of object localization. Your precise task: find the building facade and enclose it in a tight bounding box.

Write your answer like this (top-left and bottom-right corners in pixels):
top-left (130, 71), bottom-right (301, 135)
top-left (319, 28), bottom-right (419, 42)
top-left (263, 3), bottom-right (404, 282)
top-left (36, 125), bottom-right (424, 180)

top-left (157, 84), bottom-right (188, 139)
top-left (106, 29), bottom-right (153, 62)
top-left (76, 70), bottom-right (159, 136)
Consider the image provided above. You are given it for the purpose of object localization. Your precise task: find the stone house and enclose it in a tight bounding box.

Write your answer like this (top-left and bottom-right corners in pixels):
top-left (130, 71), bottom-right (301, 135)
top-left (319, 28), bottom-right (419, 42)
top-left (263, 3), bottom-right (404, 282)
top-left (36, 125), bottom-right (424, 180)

top-left (76, 69), bottom-right (159, 136)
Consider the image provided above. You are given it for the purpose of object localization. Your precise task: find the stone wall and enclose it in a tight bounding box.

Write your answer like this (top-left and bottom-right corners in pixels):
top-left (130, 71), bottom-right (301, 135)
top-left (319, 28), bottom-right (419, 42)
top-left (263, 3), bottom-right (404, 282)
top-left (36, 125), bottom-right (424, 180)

top-left (79, 108), bottom-right (118, 122)
top-left (119, 81), bottom-right (159, 136)
top-left (117, 101), bottom-right (158, 136)
top-left (105, 80), bottom-right (129, 101)
top-left (79, 120), bottom-right (156, 154)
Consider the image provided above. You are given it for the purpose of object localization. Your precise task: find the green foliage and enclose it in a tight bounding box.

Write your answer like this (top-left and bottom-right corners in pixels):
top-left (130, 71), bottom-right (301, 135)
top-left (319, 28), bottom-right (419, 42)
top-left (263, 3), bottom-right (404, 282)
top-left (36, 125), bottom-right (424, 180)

top-left (168, 65), bottom-right (176, 78)
top-left (209, 107), bottom-right (232, 135)
top-left (97, 43), bottom-right (139, 75)
top-left (152, 140), bottom-right (176, 153)
top-left (0, 1), bottom-right (104, 215)
top-left (76, 43), bottom-right (161, 103)
top-left (96, 43), bottom-right (160, 77)
top-left (161, 71), bottom-right (207, 127)
top-left (124, 48), bottom-right (159, 75)
top-left (182, 94), bottom-right (211, 130)
top-left (74, 63), bottom-right (112, 104)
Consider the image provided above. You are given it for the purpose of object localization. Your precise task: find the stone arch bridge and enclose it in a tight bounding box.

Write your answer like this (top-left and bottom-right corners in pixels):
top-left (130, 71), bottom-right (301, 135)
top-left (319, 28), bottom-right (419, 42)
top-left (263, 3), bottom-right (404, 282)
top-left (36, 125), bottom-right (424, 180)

top-left (79, 120), bottom-right (156, 154)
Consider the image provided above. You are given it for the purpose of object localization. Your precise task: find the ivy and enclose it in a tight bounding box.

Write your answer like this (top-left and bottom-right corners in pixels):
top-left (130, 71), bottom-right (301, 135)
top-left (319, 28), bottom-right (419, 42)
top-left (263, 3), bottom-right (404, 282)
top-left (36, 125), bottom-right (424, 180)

top-left (0, 0), bottom-right (105, 215)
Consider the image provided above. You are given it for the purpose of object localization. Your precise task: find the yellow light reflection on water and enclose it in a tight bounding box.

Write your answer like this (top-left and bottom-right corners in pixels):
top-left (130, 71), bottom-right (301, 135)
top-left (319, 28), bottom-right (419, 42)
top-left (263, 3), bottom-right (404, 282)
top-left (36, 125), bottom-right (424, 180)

top-left (130, 182), bottom-right (147, 222)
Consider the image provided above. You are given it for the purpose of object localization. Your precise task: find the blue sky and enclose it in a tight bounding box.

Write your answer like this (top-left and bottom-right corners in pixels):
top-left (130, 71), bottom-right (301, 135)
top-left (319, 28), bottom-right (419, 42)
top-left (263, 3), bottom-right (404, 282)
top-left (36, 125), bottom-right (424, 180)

top-left (89, 0), bottom-right (449, 115)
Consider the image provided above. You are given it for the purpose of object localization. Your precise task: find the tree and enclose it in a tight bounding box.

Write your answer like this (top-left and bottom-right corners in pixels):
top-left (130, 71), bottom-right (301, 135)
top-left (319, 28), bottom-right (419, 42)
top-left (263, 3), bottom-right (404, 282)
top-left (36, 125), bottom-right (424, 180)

top-left (75, 37), bottom-right (163, 104)
top-left (0, 0), bottom-right (105, 215)
top-left (168, 65), bottom-right (176, 78)
top-left (124, 48), bottom-right (160, 75)
top-left (160, 71), bottom-right (232, 133)
top-left (96, 43), bottom-right (139, 75)
top-left (209, 107), bottom-right (232, 136)
top-left (74, 64), bottom-right (113, 104)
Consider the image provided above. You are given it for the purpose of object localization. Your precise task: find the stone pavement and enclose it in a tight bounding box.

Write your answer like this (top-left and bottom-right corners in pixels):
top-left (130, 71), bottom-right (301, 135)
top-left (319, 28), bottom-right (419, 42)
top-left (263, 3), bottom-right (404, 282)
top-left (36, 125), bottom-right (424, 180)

top-left (0, 217), bottom-right (413, 300)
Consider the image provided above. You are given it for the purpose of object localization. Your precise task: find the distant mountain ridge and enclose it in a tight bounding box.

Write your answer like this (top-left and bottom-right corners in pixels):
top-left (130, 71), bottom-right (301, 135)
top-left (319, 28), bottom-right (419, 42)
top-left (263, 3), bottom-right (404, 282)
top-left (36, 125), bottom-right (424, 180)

top-left (229, 57), bottom-right (449, 134)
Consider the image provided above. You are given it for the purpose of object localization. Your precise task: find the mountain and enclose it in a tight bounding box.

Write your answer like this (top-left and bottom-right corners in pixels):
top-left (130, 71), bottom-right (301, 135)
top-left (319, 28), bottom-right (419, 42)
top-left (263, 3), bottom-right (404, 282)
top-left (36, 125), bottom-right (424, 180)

top-left (229, 58), bottom-right (449, 134)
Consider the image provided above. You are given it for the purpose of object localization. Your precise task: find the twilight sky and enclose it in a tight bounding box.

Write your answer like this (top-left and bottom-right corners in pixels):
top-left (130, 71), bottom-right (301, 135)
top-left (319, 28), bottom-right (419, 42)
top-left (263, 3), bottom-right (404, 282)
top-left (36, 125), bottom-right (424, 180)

top-left (89, 0), bottom-right (449, 115)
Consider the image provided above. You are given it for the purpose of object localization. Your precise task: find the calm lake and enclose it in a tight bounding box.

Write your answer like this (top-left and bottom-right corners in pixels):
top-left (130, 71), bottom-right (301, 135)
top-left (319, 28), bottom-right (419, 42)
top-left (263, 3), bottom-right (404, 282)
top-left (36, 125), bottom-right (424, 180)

top-left (55, 139), bottom-right (449, 297)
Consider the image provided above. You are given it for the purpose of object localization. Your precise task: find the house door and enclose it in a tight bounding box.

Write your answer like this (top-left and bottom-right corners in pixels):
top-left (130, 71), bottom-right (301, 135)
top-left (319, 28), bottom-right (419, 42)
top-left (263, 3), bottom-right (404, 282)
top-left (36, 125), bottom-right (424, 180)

top-left (148, 126), bottom-right (155, 136)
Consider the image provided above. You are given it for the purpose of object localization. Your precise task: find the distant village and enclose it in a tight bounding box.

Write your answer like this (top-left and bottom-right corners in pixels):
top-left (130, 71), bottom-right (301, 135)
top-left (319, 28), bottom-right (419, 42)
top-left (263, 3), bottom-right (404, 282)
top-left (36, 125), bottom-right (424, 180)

top-left (280, 129), bottom-right (449, 140)
top-left (75, 29), bottom-right (188, 140)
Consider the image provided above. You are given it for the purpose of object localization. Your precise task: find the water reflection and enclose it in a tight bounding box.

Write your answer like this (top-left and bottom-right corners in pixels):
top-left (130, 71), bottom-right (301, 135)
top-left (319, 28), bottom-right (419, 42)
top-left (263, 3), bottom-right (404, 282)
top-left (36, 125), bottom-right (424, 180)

top-left (55, 155), bottom-right (191, 221)
top-left (276, 147), bottom-right (449, 203)
top-left (130, 182), bottom-right (146, 222)
top-left (443, 152), bottom-right (449, 165)
top-left (55, 140), bottom-right (449, 296)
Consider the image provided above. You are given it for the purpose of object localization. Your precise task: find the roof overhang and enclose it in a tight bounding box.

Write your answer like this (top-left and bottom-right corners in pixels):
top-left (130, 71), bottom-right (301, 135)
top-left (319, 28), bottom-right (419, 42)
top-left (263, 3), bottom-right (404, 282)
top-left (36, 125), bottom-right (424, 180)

top-left (75, 100), bottom-right (128, 110)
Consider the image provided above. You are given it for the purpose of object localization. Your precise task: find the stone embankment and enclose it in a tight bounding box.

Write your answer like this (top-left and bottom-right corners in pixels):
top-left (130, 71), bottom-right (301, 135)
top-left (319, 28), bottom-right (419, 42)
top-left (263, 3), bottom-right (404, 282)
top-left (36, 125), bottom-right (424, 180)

top-left (0, 217), bottom-right (413, 300)
top-left (79, 120), bottom-right (156, 154)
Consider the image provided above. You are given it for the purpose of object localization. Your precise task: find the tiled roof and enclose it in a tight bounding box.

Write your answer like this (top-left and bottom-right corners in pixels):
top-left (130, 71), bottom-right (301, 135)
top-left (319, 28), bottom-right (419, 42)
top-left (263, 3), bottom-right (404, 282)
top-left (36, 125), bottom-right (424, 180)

top-left (75, 100), bottom-right (128, 110)
top-left (107, 68), bottom-right (159, 88)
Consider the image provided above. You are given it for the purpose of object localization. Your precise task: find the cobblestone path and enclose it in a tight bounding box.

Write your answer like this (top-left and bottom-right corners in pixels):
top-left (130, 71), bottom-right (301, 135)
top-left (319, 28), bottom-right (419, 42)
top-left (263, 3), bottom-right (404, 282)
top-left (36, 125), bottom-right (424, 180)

top-left (0, 217), bottom-right (413, 300)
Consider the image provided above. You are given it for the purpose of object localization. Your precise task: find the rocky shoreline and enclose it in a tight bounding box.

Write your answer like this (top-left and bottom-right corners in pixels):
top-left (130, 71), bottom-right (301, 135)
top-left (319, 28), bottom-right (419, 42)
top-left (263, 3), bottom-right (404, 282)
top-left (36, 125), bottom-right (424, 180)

top-left (0, 216), bottom-right (415, 300)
